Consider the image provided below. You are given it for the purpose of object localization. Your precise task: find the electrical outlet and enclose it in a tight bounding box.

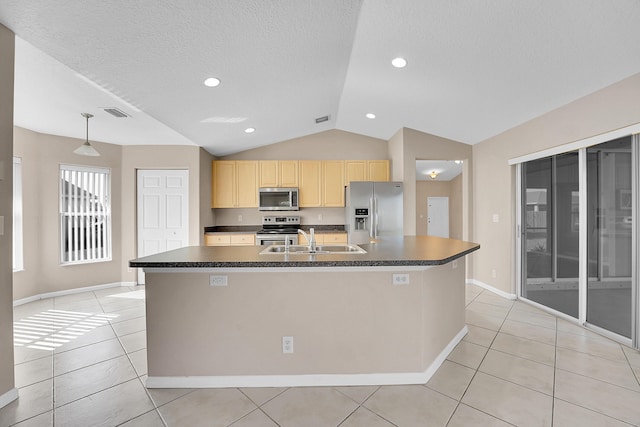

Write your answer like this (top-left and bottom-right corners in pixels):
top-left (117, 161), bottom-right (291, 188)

top-left (491, 269), bottom-right (497, 278)
top-left (237, 214), bottom-right (243, 222)
top-left (452, 260), bottom-right (459, 269)
top-left (492, 214), bottom-right (500, 223)
top-left (282, 336), bottom-right (294, 354)
top-left (392, 273), bottom-right (410, 285)
top-left (210, 275), bottom-right (228, 286)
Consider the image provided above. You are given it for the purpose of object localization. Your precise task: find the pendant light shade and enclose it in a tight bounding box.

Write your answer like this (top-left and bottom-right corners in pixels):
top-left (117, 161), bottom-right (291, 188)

top-left (74, 113), bottom-right (100, 156)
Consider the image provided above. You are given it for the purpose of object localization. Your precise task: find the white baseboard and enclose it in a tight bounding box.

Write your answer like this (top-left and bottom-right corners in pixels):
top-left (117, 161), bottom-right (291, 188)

top-left (13, 282), bottom-right (139, 307)
top-left (466, 279), bottom-right (517, 300)
top-left (0, 388), bottom-right (18, 409)
top-left (146, 326), bottom-right (468, 389)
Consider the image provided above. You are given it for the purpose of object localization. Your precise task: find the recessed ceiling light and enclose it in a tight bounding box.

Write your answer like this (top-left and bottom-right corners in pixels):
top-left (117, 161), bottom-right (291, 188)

top-left (204, 77), bottom-right (221, 87)
top-left (244, 127), bottom-right (255, 134)
top-left (391, 57), bottom-right (407, 68)
top-left (366, 113), bottom-right (376, 119)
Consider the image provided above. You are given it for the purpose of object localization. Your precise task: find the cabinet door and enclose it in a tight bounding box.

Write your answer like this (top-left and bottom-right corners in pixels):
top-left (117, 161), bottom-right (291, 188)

top-left (345, 160), bottom-right (367, 185)
top-left (321, 233), bottom-right (347, 244)
top-left (230, 234), bottom-right (255, 245)
top-left (205, 234), bottom-right (231, 246)
top-left (298, 160), bottom-right (322, 207)
top-left (259, 161), bottom-right (279, 187)
top-left (368, 160), bottom-right (390, 181)
top-left (236, 161), bottom-right (259, 207)
top-left (212, 161), bottom-right (236, 208)
top-left (322, 160), bottom-right (345, 207)
top-left (279, 160), bottom-right (299, 187)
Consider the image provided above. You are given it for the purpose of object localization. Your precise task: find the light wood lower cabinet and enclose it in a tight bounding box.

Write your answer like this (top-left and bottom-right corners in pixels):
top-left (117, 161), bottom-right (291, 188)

top-left (205, 233), bottom-right (255, 246)
top-left (315, 233), bottom-right (347, 244)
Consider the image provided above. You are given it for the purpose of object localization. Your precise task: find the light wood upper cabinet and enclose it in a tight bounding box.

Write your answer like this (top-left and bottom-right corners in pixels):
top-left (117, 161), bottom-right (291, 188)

top-left (345, 160), bottom-right (390, 184)
top-left (212, 161), bottom-right (236, 208)
top-left (236, 161), bottom-right (259, 208)
top-left (212, 160), bottom-right (258, 208)
top-left (345, 160), bottom-right (367, 183)
top-left (258, 160), bottom-right (278, 187)
top-left (279, 160), bottom-right (299, 187)
top-left (259, 160), bottom-right (299, 187)
top-left (368, 160), bottom-right (390, 181)
top-left (214, 159), bottom-right (389, 208)
top-left (298, 160), bottom-right (322, 207)
top-left (322, 160), bottom-right (345, 207)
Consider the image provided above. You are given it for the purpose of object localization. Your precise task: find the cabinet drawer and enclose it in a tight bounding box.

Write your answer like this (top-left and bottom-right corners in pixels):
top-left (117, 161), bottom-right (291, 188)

top-left (230, 234), bottom-right (255, 245)
top-left (205, 234), bottom-right (231, 246)
top-left (319, 233), bottom-right (347, 244)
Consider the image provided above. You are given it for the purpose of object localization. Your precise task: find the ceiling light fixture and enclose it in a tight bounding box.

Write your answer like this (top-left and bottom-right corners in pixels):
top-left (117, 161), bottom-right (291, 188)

top-left (204, 77), bottom-right (221, 87)
top-left (244, 127), bottom-right (255, 134)
top-left (391, 57), bottom-right (407, 68)
top-left (366, 113), bottom-right (376, 119)
top-left (73, 113), bottom-right (100, 157)
top-left (430, 171), bottom-right (438, 179)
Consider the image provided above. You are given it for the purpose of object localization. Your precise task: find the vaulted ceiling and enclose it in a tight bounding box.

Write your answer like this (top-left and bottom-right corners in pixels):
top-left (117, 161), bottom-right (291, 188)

top-left (1, 1), bottom-right (640, 156)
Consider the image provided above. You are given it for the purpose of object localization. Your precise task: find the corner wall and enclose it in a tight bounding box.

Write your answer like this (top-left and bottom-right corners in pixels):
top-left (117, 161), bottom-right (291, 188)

top-left (0, 23), bottom-right (16, 406)
top-left (472, 72), bottom-right (640, 294)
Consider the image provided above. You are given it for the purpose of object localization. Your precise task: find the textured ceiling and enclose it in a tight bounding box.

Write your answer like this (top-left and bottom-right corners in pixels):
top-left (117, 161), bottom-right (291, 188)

top-left (2, 0), bottom-right (640, 156)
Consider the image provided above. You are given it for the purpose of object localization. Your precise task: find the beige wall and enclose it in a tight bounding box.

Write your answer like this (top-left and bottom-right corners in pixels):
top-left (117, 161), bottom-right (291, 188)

top-left (224, 129), bottom-right (388, 161)
top-left (13, 127), bottom-right (123, 300)
top-left (472, 72), bottom-right (640, 294)
top-left (416, 175), bottom-right (463, 240)
top-left (120, 145), bottom-right (212, 282)
top-left (0, 23), bottom-right (15, 403)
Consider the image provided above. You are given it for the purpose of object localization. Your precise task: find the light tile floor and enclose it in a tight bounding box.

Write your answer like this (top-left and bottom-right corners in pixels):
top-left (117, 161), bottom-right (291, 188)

top-left (2, 284), bottom-right (640, 426)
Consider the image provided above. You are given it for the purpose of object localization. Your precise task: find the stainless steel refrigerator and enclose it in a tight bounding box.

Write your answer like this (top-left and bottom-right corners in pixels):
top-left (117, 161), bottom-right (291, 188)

top-left (345, 182), bottom-right (403, 244)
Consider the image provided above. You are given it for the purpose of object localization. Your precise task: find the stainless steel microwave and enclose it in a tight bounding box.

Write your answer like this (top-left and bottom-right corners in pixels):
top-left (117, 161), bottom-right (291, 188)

top-left (259, 187), bottom-right (299, 211)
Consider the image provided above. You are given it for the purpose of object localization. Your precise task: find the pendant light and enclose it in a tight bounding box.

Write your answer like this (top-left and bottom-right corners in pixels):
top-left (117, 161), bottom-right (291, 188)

top-left (74, 113), bottom-right (100, 156)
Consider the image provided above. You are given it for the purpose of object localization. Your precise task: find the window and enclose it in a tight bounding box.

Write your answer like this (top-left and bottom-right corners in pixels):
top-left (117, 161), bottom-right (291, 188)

top-left (60, 165), bottom-right (111, 264)
top-left (13, 157), bottom-right (23, 271)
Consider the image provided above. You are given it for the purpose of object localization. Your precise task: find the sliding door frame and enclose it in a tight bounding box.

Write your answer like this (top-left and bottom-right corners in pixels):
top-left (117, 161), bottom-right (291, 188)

top-left (514, 128), bottom-right (639, 349)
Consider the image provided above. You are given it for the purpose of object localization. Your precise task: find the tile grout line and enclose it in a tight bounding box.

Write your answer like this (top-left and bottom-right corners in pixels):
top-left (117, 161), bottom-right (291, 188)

top-left (446, 288), bottom-right (518, 426)
top-left (95, 287), bottom-right (167, 427)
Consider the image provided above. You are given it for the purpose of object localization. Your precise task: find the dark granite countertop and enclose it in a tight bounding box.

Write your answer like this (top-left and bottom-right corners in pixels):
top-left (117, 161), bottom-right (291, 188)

top-left (130, 236), bottom-right (479, 268)
top-left (204, 225), bottom-right (345, 233)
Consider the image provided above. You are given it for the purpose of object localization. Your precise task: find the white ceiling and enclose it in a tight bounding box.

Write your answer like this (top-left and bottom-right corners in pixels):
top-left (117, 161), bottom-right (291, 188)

top-left (2, 1), bottom-right (640, 156)
top-left (416, 160), bottom-right (462, 182)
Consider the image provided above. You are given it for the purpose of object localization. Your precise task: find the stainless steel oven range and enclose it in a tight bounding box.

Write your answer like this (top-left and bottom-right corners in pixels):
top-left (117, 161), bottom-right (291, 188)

top-left (255, 215), bottom-right (300, 246)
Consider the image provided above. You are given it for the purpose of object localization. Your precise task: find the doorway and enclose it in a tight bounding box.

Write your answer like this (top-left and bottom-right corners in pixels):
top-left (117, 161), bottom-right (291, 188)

top-left (136, 170), bottom-right (189, 284)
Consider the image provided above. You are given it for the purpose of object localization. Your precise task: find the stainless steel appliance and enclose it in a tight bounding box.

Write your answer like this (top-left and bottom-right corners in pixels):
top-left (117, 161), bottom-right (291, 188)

top-left (345, 182), bottom-right (403, 244)
top-left (255, 215), bottom-right (300, 246)
top-left (259, 187), bottom-right (299, 211)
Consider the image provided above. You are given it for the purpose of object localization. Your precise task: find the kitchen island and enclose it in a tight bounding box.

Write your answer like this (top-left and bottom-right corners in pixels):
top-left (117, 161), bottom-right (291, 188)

top-left (130, 236), bottom-right (479, 389)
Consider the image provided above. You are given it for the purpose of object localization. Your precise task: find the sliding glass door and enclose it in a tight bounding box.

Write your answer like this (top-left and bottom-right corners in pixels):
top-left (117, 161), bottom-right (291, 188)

top-left (586, 137), bottom-right (633, 338)
top-left (519, 135), bottom-right (636, 344)
top-left (521, 153), bottom-right (579, 318)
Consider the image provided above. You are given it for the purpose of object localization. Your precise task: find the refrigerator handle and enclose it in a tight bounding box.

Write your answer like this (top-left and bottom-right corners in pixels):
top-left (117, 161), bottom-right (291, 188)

top-left (373, 197), bottom-right (379, 239)
top-left (369, 197), bottom-right (375, 240)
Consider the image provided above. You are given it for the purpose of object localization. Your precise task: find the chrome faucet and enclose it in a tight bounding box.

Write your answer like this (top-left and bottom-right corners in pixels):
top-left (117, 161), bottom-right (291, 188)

top-left (298, 228), bottom-right (316, 252)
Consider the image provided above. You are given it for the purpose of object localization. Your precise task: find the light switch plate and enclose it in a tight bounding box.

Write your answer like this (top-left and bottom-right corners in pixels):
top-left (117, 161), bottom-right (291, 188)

top-left (0, 216), bottom-right (4, 236)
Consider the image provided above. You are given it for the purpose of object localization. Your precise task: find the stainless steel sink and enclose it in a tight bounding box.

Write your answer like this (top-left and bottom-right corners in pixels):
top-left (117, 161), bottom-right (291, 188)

top-left (259, 244), bottom-right (366, 255)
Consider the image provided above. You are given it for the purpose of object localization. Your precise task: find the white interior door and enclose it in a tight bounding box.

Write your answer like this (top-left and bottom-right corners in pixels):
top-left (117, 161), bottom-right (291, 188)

top-left (137, 170), bottom-right (189, 284)
top-left (427, 197), bottom-right (449, 238)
